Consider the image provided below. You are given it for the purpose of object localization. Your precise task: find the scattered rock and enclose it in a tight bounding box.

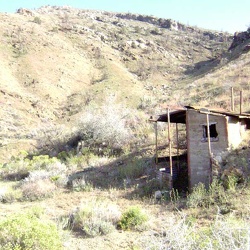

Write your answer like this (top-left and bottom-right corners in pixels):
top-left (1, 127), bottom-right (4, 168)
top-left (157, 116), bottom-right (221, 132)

top-left (154, 190), bottom-right (162, 201)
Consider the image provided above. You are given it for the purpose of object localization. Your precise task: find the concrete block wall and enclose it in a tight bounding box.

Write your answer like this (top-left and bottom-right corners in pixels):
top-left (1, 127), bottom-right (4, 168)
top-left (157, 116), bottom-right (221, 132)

top-left (186, 110), bottom-right (229, 188)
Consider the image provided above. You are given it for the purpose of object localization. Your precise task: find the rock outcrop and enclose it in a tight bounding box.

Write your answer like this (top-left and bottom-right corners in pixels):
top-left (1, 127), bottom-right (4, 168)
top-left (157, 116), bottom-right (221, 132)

top-left (116, 13), bottom-right (187, 31)
top-left (229, 30), bottom-right (250, 50)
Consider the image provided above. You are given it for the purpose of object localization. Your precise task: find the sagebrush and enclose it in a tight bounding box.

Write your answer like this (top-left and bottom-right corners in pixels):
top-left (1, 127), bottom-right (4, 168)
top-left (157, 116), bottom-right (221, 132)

top-left (0, 209), bottom-right (63, 250)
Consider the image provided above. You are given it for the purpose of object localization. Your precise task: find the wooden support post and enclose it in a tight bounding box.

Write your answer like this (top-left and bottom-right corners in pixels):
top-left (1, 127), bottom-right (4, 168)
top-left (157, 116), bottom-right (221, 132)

top-left (206, 113), bottom-right (212, 157)
top-left (240, 89), bottom-right (243, 114)
top-left (167, 108), bottom-right (173, 189)
top-left (231, 87), bottom-right (234, 111)
top-left (176, 123), bottom-right (180, 171)
top-left (206, 113), bottom-right (212, 184)
top-left (154, 122), bottom-right (158, 164)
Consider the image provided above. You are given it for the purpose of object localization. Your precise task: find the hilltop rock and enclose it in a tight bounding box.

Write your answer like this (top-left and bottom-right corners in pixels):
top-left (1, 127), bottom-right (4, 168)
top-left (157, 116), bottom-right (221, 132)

top-left (116, 13), bottom-right (186, 31)
top-left (16, 8), bottom-right (34, 16)
top-left (229, 30), bottom-right (250, 50)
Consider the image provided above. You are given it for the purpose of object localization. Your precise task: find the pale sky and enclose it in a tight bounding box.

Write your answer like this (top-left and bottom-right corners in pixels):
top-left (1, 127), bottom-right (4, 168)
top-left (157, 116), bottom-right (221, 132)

top-left (0, 0), bottom-right (249, 33)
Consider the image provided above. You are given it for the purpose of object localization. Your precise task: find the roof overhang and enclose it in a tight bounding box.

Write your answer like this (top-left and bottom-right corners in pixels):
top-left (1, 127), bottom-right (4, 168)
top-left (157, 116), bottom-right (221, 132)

top-left (151, 106), bottom-right (250, 124)
top-left (156, 109), bottom-right (186, 124)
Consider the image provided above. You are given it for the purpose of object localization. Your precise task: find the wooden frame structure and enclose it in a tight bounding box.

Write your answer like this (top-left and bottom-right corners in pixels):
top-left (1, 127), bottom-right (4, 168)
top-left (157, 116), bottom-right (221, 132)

top-left (151, 105), bottom-right (250, 190)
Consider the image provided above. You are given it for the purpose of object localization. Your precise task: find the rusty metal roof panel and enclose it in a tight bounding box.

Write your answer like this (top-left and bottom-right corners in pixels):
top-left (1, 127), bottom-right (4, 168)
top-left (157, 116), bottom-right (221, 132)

top-left (185, 105), bottom-right (250, 118)
top-left (155, 106), bottom-right (250, 124)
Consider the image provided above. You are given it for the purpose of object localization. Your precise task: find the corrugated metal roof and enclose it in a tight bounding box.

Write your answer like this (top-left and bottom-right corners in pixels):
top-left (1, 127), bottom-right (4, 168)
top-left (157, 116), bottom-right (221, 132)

top-left (155, 106), bottom-right (250, 123)
top-left (185, 106), bottom-right (250, 118)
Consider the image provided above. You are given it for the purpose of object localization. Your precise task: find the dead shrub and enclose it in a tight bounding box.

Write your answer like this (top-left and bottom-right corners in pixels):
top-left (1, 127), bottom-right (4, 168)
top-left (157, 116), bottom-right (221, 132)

top-left (21, 179), bottom-right (56, 201)
top-left (79, 95), bottom-right (133, 152)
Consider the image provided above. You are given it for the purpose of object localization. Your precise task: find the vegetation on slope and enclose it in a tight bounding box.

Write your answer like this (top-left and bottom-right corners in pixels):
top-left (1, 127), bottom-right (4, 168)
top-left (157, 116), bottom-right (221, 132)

top-left (0, 5), bottom-right (250, 250)
top-left (0, 145), bottom-right (250, 249)
top-left (0, 5), bottom-right (234, 161)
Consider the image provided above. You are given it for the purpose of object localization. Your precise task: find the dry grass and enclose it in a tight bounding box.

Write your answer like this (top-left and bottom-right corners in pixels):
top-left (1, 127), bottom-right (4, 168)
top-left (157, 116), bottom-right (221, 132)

top-left (0, 174), bottom-right (250, 249)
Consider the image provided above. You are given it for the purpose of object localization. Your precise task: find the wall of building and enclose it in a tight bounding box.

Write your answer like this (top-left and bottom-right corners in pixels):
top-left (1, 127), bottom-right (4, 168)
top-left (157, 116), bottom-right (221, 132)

top-left (227, 116), bottom-right (241, 149)
top-left (186, 110), bottom-right (229, 189)
top-left (227, 116), bottom-right (246, 149)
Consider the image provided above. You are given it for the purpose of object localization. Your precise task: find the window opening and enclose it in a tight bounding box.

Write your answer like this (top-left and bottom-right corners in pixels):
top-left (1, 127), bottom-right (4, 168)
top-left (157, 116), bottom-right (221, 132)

top-left (202, 124), bottom-right (218, 142)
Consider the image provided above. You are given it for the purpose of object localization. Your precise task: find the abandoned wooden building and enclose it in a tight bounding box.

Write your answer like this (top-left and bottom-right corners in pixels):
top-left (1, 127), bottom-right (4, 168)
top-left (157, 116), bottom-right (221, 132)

top-left (151, 106), bottom-right (250, 190)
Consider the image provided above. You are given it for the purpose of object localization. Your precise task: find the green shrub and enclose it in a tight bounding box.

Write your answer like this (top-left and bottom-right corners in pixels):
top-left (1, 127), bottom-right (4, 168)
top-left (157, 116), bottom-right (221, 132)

top-left (1, 154), bottom-right (67, 190)
top-left (136, 178), bottom-right (161, 197)
top-left (72, 199), bottom-right (121, 237)
top-left (0, 210), bottom-right (62, 250)
top-left (118, 206), bottom-right (148, 231)
top-left (33, 16), bottom-right (42, 24)
top-left (150, 27), bottom-right (162, 35)
top-left (226, 175), bottom-right (238, 191)
top-left (65, 154), bottom-right (85, 168)
top-left (81, 220), bottom-right (115, 238)
top-left (0, 186), bottom-right (22, 203)
top-left (134, 26), bottom-right (142, 33)
top-left (0, 157), bottom-right (31, 181)
top-left (137, 96), bottom-right (154, 110)
top-left (119, 26), bottom-right (126, 34)
top-left (187, 182), bottom-right (208, 208)
top-left (1, 154), bottom-right (62, 180)
top-left (118, 158), bottom-right (146, 180)
top-left (208, 178), bottom-right (228, 205)
top-left (57, 151), bottom-right (69, 161)
top-left (222, 170), bottom-right (241, 191)
top-left (51, 26), bottom-right (59, 32)
top-left (71, 177), bottom-right (93, 192)
top-left (141, 215), bottom-right (249, 250)
top-left (187, 179), bottom-right (229, 208)
top-left (31, 155), bottom-right (58, 169)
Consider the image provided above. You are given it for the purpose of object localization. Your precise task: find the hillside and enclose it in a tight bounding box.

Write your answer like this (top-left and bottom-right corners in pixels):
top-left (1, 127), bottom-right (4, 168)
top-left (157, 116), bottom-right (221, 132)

top-left (1, 6), bottom-right (250, 250)
top-left (0, 5), bottom-right (250, 162)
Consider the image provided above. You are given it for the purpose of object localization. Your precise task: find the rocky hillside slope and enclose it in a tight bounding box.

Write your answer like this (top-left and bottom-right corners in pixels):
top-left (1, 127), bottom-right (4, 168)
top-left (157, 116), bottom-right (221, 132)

top-left (1, 5), bottom-right (250, 162)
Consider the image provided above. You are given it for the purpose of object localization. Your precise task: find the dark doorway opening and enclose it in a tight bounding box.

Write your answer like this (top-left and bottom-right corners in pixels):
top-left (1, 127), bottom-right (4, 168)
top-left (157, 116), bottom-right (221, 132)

top-left (155, 154), bottom-right (188, 192)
